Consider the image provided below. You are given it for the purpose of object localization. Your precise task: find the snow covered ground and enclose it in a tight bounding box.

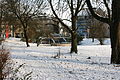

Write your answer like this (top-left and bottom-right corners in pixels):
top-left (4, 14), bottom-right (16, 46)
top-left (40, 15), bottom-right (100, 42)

top-left (3, 38), bottom-right (120, 80)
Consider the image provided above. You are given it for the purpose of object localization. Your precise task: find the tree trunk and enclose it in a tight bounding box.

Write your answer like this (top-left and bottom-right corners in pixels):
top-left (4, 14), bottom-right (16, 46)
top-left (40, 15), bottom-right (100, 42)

top-left (23, 27), bottom-right (30, 47)
top-left (92, 38), bottom-right (94, 42)
top-left (12, 25), bottom-right (14, 37)
top-left (111, 23), bottom-right (120, 64)
top-left (71, 32), bottom-right (77, 53)
top-left (110, 0), bottom-right (120, 64)
top-left (99, 40), bottom-right (104, 45)
top-left (70, 16), bottom-right (78, 53)
top-left (86, 0), bottom-right (120, 64)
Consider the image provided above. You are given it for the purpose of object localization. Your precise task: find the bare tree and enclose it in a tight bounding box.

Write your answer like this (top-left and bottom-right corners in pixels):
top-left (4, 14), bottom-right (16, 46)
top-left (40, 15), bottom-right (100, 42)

top-left (49, 0), bottom-right (86, 53)
top-left (86, 0), bottom-right (120, 64)
top-left (89, 8), bottom-right (109, 45)
top-left (91, 20), bottom-right (108, 45)
top-left (5, 0), bottom-right (46, 47)
top-left (0, 0), bottom-right (6, 37)
top-left (0, 1), bottom-right (3, 31)
top-left (0, 0), bottom-right (17, 38)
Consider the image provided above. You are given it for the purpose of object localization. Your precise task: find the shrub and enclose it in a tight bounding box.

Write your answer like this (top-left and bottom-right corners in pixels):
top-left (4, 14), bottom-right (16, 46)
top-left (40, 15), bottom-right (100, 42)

top-left (0, 46), bottom-right (11, 80)
top-left (0, 46), bottom-right (32, 80)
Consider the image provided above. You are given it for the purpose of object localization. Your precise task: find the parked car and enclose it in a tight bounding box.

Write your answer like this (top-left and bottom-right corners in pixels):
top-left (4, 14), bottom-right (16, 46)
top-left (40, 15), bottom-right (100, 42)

top-left (40, 38), bottom-right (55, 44)
top-left (37, 37), bottom-right (70, 46)
top-left (54, 37), bottom-right (67, 43)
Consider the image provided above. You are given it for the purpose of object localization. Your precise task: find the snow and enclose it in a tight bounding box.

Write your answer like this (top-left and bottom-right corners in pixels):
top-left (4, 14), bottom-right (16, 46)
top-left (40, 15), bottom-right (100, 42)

top-left (3, 38), bottom-right (120, 80)
top-left (80, 38), bottom-right (111, 45)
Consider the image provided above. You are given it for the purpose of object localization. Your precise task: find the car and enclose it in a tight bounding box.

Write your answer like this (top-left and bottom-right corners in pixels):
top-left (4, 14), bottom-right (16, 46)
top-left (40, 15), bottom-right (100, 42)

top-left (54, 37), bottom-right (67, 43)
top-left (37, 37), bottom-right (70, 46)
top-left (41, 38), bottom-right (55, 44)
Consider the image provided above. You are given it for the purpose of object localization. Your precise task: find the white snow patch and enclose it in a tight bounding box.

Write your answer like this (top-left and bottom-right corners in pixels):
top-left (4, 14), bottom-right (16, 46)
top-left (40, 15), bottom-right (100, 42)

top-left (3, 38), bottom-right (120, 80)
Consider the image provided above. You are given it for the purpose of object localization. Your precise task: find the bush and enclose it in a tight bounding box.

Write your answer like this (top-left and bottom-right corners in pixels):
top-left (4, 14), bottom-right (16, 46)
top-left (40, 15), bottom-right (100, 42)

top-left (0, 46), bottom-right (10, 80)
top-left (0, 46), bottom-right (32, 80)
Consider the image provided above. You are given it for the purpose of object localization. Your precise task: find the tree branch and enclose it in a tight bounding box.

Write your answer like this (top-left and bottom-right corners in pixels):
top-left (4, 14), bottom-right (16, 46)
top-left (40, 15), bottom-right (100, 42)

top-left (86, 0), bottom-right (109, 24)
top-left (75, 0), bottom-right (82, 16)
top-left (103, 0), bottom-right (111, 21)
top-left (70, 0), bottom-right (74, 16)
top-left (49, 0), bottom-right (72, 33)
top-left (77, 1), bottom-right (86, 14)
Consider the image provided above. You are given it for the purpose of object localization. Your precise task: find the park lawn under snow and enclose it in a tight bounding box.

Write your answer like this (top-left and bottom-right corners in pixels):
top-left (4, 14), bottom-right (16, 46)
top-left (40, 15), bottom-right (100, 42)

top-left (3, 38), bottom-right (120, 80)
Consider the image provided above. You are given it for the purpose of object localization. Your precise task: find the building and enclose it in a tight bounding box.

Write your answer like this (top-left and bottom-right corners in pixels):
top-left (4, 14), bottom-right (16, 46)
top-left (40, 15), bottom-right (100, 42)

top-left (77, 8), bottom-right (110, 38)
top-left (77, 16), bottom-right (89, 37)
